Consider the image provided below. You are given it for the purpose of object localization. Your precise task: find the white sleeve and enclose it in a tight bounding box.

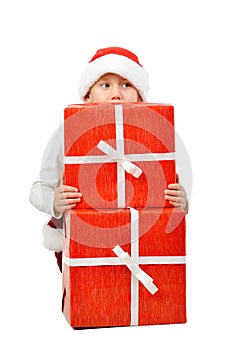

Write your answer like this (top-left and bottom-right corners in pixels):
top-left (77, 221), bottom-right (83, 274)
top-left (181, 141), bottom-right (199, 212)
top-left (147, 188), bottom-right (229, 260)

top-left (29, 124), bottom-right (64, 218)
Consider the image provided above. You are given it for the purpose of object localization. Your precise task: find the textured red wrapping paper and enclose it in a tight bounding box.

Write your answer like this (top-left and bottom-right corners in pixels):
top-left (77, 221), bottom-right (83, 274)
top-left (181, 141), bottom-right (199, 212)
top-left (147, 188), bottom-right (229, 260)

top-left (64, 103), bottom-right (176, 209)
top-left (62, 207), bottom-right (186, 328)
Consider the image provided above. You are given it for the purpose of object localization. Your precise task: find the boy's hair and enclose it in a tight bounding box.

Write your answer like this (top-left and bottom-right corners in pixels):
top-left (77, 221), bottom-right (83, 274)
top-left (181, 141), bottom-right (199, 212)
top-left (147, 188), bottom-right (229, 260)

top-left (79, 47), bottom-right (149, 101)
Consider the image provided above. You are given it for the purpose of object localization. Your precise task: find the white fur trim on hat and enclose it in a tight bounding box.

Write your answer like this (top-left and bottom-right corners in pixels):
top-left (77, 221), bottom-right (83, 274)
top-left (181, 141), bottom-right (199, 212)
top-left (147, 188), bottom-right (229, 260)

top-left (42, 223), bottom-right (63, 252)
top-left (79, 54), bottom-right (149, 101)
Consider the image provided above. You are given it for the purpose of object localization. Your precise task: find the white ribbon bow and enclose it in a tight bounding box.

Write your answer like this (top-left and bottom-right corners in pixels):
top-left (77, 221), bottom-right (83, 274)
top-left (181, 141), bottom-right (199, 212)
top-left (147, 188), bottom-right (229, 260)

top-left (112, 245), bottom-right (158, 295)
top-left (97, 140), bottom-right (142, 178)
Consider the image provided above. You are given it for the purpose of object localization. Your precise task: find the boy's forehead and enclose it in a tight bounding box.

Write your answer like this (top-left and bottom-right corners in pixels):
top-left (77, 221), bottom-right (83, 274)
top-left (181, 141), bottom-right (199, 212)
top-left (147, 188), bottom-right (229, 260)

top-left (97, 73), bottom-right (129, 81)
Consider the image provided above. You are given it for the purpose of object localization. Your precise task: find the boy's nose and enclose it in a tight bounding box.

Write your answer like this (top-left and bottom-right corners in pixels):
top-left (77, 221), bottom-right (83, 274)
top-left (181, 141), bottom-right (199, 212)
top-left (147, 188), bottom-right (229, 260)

top-left (111, 95), bottom-right (121, 100)
top-left (111, 85), bottom-right (121, 100)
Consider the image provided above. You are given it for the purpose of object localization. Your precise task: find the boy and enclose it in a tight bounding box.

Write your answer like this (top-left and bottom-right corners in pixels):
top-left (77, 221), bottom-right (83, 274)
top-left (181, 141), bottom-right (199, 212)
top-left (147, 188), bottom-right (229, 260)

top-left (29, 47), bottom-right (188, 272)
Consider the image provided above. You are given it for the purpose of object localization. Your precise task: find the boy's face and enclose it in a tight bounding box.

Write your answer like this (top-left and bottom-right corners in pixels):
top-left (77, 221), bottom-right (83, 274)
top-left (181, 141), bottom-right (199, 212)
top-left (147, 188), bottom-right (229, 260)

top-left (85, 73), bottom-right (142, 103)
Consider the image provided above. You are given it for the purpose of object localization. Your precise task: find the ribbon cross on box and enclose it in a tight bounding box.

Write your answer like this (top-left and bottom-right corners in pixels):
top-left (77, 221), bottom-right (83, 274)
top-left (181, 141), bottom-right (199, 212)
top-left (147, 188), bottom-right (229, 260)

top-left (64, 104), bottom-right (176, 208)
top-left (63, 207), bottom-right (186, 326)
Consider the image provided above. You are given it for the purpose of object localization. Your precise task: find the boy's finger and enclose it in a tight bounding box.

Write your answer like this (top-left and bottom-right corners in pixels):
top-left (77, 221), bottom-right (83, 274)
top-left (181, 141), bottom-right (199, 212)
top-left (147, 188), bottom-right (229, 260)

top-left (165, 189), bottom-right (186, 198)
top-left (62, 191), bottom-right (82, 199)
top-left (59, 185), bottom-right (79, 193)
top-left (59, 198), bottom-right (82, 206)
top-left (60, 172), bottom-right (65, 186)
top-left (168, 183), bottom-right (184, 190)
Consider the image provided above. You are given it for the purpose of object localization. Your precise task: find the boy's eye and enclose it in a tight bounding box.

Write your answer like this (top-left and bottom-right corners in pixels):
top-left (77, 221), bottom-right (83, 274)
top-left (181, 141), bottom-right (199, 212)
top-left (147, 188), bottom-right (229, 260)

top-left (101, 83), bottom-right (110, 88)
top-left (122, 82), bottom-right (131, 88)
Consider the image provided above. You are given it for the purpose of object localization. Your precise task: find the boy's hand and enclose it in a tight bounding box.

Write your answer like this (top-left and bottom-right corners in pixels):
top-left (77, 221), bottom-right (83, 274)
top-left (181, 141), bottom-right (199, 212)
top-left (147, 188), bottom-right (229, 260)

top-left (53, 175), bottom-right (82, 217)
top-left (164, 175), bottom-right (188, 213)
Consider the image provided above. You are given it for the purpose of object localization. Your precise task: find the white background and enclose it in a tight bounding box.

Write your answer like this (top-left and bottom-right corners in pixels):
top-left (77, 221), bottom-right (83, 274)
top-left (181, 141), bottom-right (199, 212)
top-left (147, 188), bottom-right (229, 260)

top-left (1, 0), bottom-right (232, 348)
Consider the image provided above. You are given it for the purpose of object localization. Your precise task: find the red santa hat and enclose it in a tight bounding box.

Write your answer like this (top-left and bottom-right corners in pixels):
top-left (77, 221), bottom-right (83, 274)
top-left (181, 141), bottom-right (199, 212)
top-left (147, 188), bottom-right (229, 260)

top-left (79, 47), bottom-right (149, 101)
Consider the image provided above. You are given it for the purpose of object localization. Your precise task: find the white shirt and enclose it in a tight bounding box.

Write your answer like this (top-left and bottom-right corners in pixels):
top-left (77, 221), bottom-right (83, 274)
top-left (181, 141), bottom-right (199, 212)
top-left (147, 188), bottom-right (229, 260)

top-left (29, 125), bottom-right (63, 218)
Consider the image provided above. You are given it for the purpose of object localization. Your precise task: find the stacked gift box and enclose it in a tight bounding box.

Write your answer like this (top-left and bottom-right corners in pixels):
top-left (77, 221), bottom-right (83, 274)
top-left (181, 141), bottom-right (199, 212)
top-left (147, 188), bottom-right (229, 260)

top-left (62, 103), bottom-right (186, 328)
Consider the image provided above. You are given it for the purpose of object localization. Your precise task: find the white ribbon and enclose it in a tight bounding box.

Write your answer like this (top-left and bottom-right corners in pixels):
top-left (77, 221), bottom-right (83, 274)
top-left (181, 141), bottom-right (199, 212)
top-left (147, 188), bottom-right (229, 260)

top-left (97, 140), bottom-right (142, 178)
top-left (115, 104), bottom-right (126, 207)
top-left (112, 245), bottom-right (158, 295)
top-left (63, 255), bottom-right (186, 267)
top-left (64, 152), bottom-right (175, 164)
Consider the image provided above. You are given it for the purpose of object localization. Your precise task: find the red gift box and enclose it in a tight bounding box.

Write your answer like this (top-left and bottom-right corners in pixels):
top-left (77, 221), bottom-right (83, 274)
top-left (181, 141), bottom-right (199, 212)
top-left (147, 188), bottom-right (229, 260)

top-left (62, 207), bottom-right (186, 328)
top-left (64, 103), bottom-right (176, 209)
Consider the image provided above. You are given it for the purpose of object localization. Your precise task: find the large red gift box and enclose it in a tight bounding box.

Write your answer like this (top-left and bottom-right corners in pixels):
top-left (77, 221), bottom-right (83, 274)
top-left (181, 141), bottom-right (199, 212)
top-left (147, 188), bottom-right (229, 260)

top-left (64, 103), bottom-right (176, 209)
top-left (62, 207), bottom-right (186, 328)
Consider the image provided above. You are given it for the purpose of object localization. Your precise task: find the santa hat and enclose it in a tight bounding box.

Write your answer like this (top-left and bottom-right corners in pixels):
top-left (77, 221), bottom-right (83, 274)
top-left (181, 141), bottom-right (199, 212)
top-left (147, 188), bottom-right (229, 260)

top-left (79, 47), bottom-right (149, 101)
